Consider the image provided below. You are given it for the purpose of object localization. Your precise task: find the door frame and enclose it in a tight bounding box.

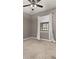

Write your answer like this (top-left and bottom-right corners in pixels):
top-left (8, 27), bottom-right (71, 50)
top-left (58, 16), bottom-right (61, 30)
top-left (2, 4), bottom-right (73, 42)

top-left (37, 13), bottom-right (55, 42)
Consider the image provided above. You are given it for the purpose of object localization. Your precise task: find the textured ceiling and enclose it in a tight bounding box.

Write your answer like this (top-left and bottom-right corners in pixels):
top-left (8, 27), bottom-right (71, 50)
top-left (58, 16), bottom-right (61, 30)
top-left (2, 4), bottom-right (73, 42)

top-left (23, 0), bottom-right (56, 15)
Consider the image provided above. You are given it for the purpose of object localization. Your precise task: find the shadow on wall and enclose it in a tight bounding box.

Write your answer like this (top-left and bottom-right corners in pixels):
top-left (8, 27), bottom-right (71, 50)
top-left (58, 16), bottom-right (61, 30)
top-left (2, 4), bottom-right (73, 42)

top-left (23, 12), bottom-right (32, 39)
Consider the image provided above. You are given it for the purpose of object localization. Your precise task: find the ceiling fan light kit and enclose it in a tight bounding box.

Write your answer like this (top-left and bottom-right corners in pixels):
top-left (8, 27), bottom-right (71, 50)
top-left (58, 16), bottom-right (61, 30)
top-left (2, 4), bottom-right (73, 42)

top-left (23, 0), bottom-right (43, 11)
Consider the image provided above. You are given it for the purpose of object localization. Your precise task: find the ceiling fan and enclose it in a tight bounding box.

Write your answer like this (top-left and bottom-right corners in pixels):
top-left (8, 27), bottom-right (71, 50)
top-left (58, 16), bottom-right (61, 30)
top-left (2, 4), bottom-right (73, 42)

top-left (23, 0), bottom-right (43, 11)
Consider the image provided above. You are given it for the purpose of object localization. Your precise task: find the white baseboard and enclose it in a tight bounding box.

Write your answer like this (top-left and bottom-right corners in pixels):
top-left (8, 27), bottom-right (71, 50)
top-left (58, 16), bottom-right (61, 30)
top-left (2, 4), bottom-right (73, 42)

top-left (23, 37), bottom-right (33, 40)
top-left (23, 37), bottom-right (56, 43)
top-left (32, 37), bottom-right (55, 42)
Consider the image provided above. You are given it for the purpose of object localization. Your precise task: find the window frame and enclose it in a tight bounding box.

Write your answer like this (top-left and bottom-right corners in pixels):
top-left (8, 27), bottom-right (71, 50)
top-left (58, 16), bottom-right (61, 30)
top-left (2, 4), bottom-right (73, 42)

top-left (40, 22), bottom-right (49, 31)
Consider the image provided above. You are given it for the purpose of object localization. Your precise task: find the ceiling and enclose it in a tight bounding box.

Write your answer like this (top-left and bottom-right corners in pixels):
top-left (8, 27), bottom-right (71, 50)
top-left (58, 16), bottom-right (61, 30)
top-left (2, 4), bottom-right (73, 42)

top-left (23, 0), bottom-right (56, 15)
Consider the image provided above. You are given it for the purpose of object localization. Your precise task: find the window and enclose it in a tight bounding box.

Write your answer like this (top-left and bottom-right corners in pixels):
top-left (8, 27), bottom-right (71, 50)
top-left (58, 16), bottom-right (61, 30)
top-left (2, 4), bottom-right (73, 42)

top-left (40, 22), bottom-right (49, 31)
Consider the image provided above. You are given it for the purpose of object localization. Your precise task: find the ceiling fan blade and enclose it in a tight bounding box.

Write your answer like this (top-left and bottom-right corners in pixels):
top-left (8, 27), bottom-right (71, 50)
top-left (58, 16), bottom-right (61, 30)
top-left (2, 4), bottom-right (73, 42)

top-left (36, 4), bottom-right (43, 8)
top-left (23, 4), bottom-right (31, 7)
top-left (28, 0), bottom-right (35, 3)
top-left (32, 0), bottom-right (35, 2)
top-left (37, 0), bottom-right (41, 3)
top-left (28, 0), bottom-right (32, 3)
top-left (28, 0), bottom-right (41, 3)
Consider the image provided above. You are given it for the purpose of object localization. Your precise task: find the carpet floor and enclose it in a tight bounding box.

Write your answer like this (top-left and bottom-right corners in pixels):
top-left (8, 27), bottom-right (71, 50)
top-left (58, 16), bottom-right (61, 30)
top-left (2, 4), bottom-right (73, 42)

top-left (23, 38), bottom-right (56, 59)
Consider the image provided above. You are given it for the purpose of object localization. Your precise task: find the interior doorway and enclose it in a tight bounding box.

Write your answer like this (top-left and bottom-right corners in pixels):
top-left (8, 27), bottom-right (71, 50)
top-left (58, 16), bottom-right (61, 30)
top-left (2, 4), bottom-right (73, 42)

top-left (37, 13), bottom-right (55, 42)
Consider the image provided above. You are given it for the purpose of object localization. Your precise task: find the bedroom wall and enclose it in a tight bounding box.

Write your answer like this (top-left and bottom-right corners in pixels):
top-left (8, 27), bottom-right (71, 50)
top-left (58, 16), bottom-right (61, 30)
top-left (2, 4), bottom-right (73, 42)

top-left (23, 12), bottom-right (32, 39)
top-left (31, 10), bottom-right (51, 38)
top-left (52, 9), bottom-right (56, 40)
top-left (31, 8), bottom-right (56, 40)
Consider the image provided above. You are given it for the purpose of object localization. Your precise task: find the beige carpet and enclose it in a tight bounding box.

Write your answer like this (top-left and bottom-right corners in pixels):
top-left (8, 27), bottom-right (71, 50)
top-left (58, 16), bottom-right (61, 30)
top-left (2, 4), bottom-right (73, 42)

top-left (23, 38), bottom-right (56, 59)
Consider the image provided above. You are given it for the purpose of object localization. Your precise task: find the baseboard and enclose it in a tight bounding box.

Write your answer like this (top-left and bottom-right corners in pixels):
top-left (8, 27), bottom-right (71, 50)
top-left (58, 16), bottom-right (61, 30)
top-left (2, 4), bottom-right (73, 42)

top-left (23, 36), bottom-right (55, 42)
top-left (23, 37), bottom-right (33, 40)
